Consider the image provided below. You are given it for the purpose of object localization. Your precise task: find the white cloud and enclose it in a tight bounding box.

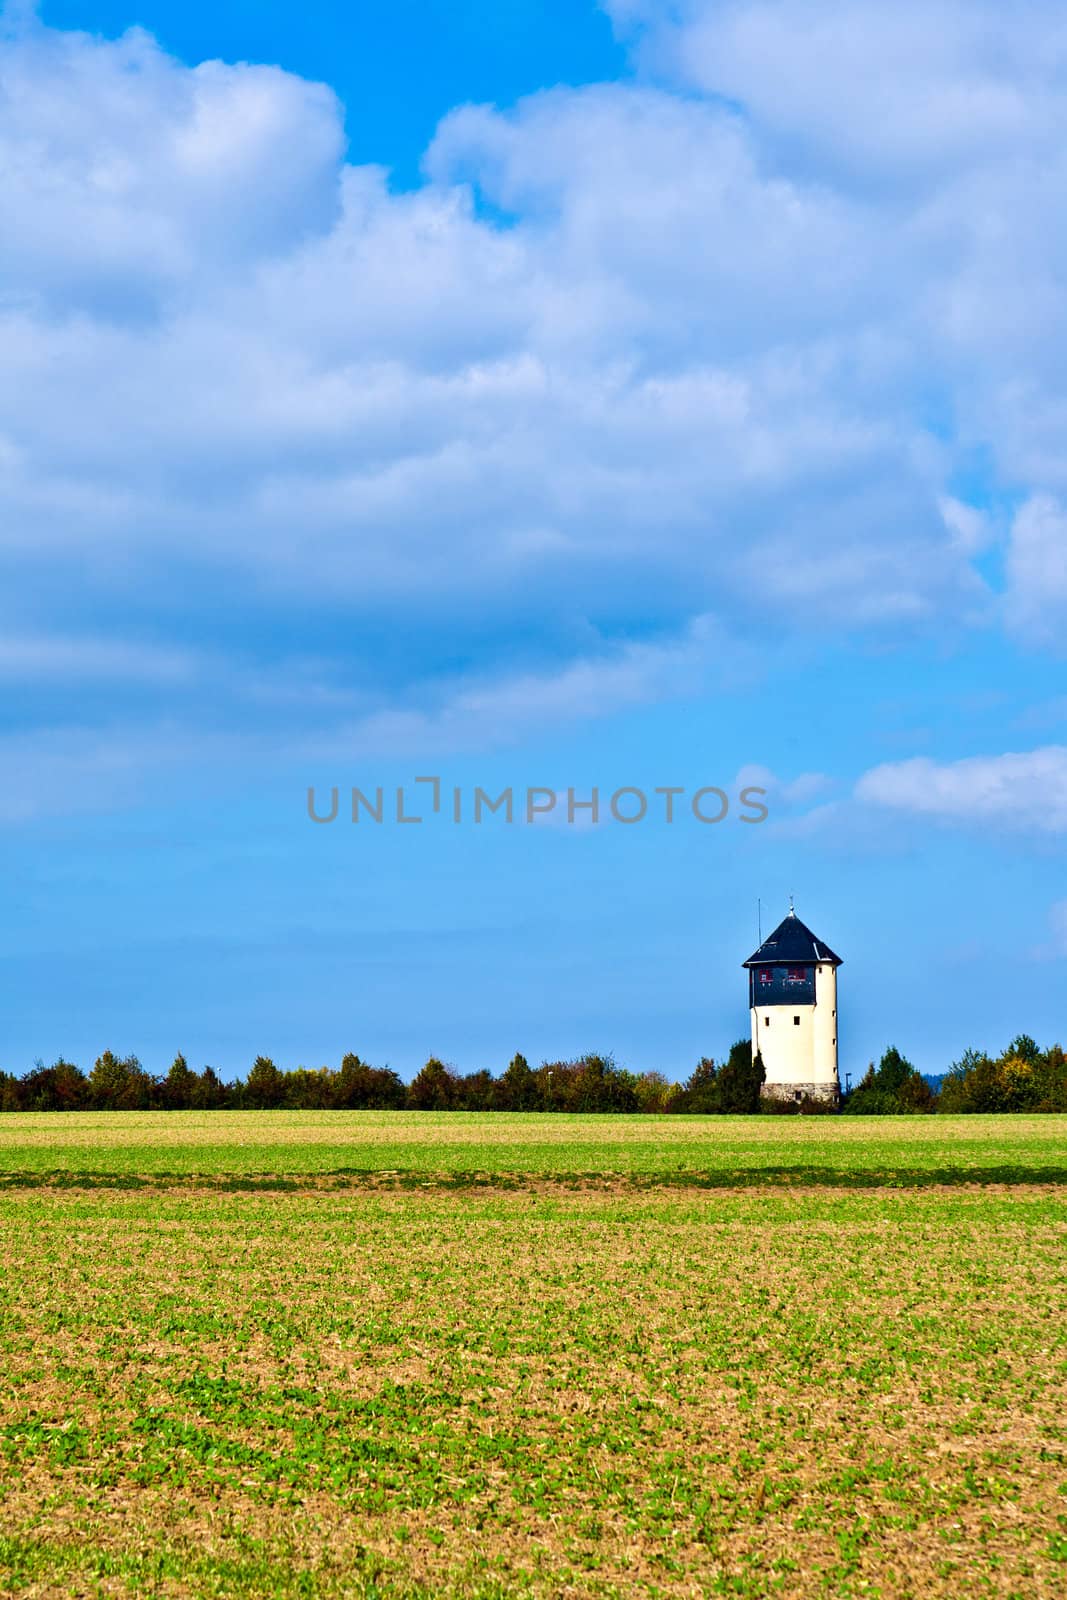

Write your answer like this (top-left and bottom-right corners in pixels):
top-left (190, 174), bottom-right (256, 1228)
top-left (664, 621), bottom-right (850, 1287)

top-left (1, 2), bottom-right (1066, 827)
top-left (734, 764), bottom-right (832, 807)
top-left (855, 746), bottom-right (1067, 832)
top-left (0, 621), bottom-right (735, 820)
top-left (610, 1), bottom-right (1067, 179)
top-left (0, 722), bottom-right (217, 822)
top-left (607, 3), bottom-right (1067, 622)
top-left (939, 495), bottom-right (991, 557)
top-left (0, 632), bottom-right (196, 681)
top-left (1005, 494), bottom-right (1067, 639)
top-left (304, 615), bottom-right (740, 759)
top-left (0, 19), bottom-right (343, 313)
top-left (0, 13), bottom-right (998, 637)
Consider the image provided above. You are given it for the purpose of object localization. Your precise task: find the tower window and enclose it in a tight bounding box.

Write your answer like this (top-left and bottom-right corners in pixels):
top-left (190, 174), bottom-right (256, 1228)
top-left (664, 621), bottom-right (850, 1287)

top-left (793, 1015), bottom-right (800, 1025)
top-left (786, 967), bottom-right (806, 983)
top-left (758, 969), bottom-right (773, 985)
top-left (764, 1016), bottom-right (771, 1026)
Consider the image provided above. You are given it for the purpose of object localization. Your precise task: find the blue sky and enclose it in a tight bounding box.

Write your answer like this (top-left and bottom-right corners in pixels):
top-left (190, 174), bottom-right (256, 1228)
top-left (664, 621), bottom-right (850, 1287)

top-left (1, 0), bottom-right (1064, 1082)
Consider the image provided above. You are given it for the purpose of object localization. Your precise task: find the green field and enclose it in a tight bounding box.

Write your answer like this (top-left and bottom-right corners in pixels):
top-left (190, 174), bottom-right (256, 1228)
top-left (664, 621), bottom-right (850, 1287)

top-left (2, 1110), bottom-right (1065, 1183)
top-left (1, 1114), bottom-right (1064, 1598)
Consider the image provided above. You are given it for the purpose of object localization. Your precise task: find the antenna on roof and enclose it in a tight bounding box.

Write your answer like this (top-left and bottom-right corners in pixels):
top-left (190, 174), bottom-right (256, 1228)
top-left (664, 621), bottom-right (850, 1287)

top-left (757, 897), bottom-right (762, 942)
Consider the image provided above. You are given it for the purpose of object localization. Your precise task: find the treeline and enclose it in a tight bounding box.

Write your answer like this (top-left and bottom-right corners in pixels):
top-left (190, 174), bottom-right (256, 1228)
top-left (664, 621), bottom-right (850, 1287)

top-left (0, 1043), bottom-right (766, 1114)
top-left (1, 1036), bottom-right (1063, 1114)
top-left (844, 1038), bottom-right (1067, 1114)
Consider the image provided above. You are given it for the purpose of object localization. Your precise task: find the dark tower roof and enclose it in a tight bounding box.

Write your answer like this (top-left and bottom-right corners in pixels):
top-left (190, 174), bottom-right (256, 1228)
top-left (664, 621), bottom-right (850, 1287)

top-left (743, 908), bottom-right (842, 968)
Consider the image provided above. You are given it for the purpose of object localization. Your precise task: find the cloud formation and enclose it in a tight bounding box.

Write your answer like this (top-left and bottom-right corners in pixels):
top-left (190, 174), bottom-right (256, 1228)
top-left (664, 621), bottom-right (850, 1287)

top-left (2, 2), bottom-right (1066, 817)
top-left (0, 13), bottom-right (1009, 622)
top-left (855, 746), bottom-right (1067, 833)
top-left (1006, 495), bottom-right (1067, 640)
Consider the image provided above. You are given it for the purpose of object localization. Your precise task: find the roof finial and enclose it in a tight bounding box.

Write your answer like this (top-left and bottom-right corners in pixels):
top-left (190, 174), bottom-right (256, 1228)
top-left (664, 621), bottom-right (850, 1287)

top-left (788, 894), bottom-right (795, 916)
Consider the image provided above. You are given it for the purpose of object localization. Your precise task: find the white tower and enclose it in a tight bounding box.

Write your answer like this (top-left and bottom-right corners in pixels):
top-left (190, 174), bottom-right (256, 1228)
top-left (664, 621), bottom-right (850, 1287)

top-left (743, 906), bottom-right (842, 1106)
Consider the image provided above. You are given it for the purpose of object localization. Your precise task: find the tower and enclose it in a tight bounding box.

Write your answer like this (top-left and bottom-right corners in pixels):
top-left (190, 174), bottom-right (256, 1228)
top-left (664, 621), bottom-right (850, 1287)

top-left (743, 905), bottom-right (842, 1106)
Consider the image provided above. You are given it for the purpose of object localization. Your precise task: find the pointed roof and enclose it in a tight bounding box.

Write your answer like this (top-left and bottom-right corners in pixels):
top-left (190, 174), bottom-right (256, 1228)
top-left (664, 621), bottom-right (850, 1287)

top-left (743, 908), bottom-right (842, 968)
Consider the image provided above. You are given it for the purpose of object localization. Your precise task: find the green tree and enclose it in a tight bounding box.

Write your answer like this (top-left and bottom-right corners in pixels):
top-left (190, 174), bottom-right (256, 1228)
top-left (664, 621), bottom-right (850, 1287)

top-left (936, 1048), bottom-right (990, 1114)
top-left (1035, 1045), bottom-right (1067, 1111)
top-left (89, 1051), bottom-right (153, 1110)
top-left (845, 1046), bottom-right (932, 1114)
top-left (674, 1056), bottom-right (720, 1114)
top-left (331, 1055), bottom-right (405, 1110)
top-left (633, 1070), bottom-right (680, 1114)
top-left (456, 1069), bottom-right (496, 1110)
top-left (498, 1052), bottom-right (540, 1111)
top-left (334, 1053), bottom-right (369, 1108)
top-left (21, 1058), bottom-right (87, 1111)
top-left (717, 1039), bottom-right (765, 1114)
top-left (939, 1040), bottom-right (1046, 1113)
top-left (284, 1067), bottom-right (335, 1109)
top-left (895, 1069), bottom-right (935, 1113)
top-left (407, 1057), bottom-right (456, 1110)
top-left (872, 1047), bottom-right (914, 1096)
top-left (244, 1055), bottom-right (285, 1109)
top-left (534, 1062), bottom-right (569, 1111)
top-left (190, 1065), bottom-right (229, 1110)
top-left (163, 1053), bottom-right (197, 1109)
top-left (842, 1063), bottom-right (893, 1115)
top-left (530, 1054), bottom-right (639, 1113)
top-left (569, 1054), bottom-right (639, 1113)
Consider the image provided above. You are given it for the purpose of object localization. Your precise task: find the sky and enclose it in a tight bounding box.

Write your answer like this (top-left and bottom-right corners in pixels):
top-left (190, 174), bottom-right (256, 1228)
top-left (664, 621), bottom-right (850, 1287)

top-left (1, 0), bottom-right (1064, 1083)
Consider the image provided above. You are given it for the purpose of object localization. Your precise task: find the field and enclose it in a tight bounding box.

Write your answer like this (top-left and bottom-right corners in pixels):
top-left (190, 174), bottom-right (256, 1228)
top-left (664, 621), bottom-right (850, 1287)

top-left (0, 1115), bottom-right (1064, 1598)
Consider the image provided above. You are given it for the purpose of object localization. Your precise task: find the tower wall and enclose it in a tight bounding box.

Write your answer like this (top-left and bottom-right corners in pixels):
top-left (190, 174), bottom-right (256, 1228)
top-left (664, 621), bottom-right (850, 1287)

top-left (811, 963), bottom-right (838, 1088)
top-left (751, 962), bottom-right (839, 1106)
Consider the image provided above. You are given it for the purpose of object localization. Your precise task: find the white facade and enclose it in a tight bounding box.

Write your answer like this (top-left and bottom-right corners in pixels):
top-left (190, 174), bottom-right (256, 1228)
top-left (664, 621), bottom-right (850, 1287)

top-left (751, 962), bottom-right (839, 1103)
top-left (744, 908), bottom-right (842, 1106)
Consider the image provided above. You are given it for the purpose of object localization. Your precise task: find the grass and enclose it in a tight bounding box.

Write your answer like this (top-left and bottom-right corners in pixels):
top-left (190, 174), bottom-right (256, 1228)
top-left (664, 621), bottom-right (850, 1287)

top-left (0, 1110), bottom-right (1065, 1184)
top-left (0, 1115), bottom-right (1065, 1597)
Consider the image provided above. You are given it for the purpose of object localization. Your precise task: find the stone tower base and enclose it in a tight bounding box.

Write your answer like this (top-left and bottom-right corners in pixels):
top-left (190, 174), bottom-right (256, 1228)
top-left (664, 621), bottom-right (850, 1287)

top-left (760, 1081), bottom-right (840, 1109)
